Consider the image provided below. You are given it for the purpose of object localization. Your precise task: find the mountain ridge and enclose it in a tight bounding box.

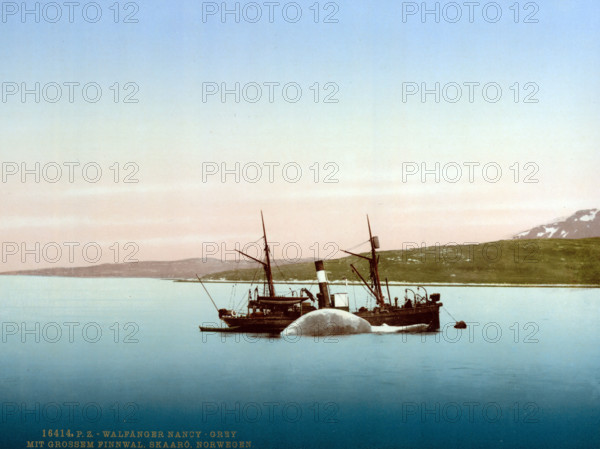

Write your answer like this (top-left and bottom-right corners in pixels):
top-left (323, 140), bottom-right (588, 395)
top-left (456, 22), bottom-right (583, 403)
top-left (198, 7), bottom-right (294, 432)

top-left (514, 208), bottom-right (599, 239)
top-left (0, 257), bottom-right (258, 279)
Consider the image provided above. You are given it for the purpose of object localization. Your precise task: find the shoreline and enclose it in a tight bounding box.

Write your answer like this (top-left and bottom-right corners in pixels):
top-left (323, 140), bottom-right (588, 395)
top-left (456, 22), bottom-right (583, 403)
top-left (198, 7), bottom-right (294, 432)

top-left (0, 274), bottom-right (597, 288)
top-left (179, 279), bottom-right (599, 288)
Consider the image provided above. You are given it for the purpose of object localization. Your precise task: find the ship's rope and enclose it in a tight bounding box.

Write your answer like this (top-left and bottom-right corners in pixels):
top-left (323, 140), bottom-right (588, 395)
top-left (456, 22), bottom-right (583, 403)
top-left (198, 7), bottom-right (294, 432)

top-left (271, 255), bottom-right (321, 297)
top-left (233, 265), bottom-right (261, 312)
top-left (343, 258), bottom-right (374, 306)
top-left (234, 291), bottom-right (248, 314)
top-left (304, 279), bottom-right (317, 295)
top-left (230, 234), bottom-right (274, 312)
top-left (442, 305), bottom-right (460, 323)
top-left (356, 279), bottom-right (373, 307)
top-left (271, 255), bottom-right (293, 288)
top-left (247, 263), bottom-right (260, 289)
top-left (272, 259), bottom-right (301, 296)
top-left (345, 239), bottom-right (370, 253)
top-left (272, 257), bottom-right (287, 281)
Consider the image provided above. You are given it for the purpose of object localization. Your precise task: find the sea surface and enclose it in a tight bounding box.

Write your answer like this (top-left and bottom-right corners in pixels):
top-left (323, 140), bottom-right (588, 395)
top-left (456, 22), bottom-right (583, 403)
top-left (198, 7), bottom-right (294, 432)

top-left (1, 276), bottom-right (599, 449)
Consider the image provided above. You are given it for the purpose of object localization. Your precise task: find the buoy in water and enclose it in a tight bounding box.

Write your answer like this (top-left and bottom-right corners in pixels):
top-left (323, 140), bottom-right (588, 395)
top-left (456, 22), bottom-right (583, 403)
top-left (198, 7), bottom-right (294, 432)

top-left (454, 321), bottom-right (467, 329)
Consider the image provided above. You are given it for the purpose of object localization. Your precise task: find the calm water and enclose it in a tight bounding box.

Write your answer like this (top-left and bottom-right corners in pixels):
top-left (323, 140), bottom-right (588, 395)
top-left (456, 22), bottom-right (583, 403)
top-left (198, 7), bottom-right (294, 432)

top-left (1, 276), bottom-right (599, 449)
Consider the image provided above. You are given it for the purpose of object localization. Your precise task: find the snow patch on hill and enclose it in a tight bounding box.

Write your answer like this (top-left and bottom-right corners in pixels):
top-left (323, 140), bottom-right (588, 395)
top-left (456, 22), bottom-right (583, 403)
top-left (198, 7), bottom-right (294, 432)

top-left (514, 208), bottom-right (600, 239)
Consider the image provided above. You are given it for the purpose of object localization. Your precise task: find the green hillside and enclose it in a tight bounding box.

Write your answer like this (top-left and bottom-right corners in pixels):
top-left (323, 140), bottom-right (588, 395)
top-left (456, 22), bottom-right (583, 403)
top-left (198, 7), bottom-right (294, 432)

top-left (202, 238), bottom-right (600, 285)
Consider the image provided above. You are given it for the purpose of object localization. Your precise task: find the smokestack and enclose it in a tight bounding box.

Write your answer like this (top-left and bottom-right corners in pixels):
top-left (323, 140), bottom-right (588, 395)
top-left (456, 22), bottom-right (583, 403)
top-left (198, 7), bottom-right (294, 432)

top-left (314, 260), bottom-right (331, 308)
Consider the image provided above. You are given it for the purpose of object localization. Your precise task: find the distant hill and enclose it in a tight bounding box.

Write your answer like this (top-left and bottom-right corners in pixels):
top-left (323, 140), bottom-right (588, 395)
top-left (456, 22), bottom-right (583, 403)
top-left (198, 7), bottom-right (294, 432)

top-left (203, 239), bottom-right (600, 285)
top-left (514, 209), bottom-right (600, 239)
top-left (0, 258), bottom-right (259, 279)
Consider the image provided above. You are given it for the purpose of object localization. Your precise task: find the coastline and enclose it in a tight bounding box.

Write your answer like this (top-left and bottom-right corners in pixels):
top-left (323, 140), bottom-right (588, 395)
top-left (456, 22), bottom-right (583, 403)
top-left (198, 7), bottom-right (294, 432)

top-left (0, 274), bottom-right (597, 288)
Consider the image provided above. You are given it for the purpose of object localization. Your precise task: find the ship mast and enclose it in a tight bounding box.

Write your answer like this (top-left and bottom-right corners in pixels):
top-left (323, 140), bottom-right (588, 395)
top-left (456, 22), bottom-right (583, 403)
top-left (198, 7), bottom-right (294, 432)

top-left (366, 215), bottom-right (385, 306)
top-left (261, 210), bottom-right (276, 297)
top-left (236, 211), bottom-right (276, 297)
top-left (342, 215), bottom-right (386, 307)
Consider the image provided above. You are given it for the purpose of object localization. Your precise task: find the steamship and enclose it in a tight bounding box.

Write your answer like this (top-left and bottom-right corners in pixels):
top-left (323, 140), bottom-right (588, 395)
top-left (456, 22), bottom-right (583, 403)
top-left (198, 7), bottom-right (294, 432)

top-left (198, 214), bottom-right (442, 333)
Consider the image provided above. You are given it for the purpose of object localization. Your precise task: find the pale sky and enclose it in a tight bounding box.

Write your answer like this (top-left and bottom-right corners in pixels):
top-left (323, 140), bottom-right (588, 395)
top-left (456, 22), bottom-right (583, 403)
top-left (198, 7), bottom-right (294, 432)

top-left (1, 1), bottom-right (599, 271)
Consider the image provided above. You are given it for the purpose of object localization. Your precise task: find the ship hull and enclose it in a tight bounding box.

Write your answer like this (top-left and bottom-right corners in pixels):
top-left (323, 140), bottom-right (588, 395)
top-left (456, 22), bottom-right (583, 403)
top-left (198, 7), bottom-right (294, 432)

top-left (220, 315), bottom-right (299, 333)
top-left (354, 304), bottom-right (442, 330)
top-left (202, 304), bottom-right (442, 333)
